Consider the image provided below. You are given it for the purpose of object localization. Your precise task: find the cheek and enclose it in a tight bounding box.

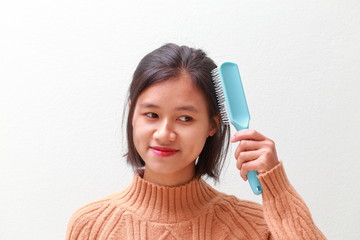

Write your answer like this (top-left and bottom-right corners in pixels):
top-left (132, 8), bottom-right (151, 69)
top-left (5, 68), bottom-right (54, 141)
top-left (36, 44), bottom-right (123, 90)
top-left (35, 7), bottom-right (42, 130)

top-left (132, 118), bottom-right (145, 146)
top-left (133, 122), bottom-right (144, 139)
top-left (132, 118), bottom-right (154, 146)
top-left (184, 127), bottom-right (210, 151)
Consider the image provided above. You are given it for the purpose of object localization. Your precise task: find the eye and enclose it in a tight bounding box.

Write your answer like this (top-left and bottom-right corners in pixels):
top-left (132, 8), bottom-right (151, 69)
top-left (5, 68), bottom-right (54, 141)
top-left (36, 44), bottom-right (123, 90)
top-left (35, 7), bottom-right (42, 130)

top-left (178, 116), bottom-right (193, 122)
top-left (145, 112), bottom-right (159, 118)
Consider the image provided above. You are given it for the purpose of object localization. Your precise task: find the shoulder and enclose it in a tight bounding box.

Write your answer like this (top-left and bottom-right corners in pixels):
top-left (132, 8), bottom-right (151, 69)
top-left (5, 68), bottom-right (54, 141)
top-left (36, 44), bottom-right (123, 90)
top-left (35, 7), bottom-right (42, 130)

top-left (212, 192), bottom-right (264, 219)
top-left (209, 192), bottom-right (270, 238)
top-left (65, 191), bottom-right (125, 240)
top-left (200, 180), bottom-right (265, 222)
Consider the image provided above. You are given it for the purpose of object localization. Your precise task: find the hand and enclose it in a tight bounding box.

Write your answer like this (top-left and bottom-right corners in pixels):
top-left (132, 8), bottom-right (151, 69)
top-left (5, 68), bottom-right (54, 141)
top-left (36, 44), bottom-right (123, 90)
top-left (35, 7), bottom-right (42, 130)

top-left (231, 129), bottom-right (279, 181)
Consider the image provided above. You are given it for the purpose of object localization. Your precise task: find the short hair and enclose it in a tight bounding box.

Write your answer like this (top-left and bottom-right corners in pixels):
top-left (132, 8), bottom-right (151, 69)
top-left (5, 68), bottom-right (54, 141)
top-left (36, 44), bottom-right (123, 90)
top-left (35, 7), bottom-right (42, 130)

top-left (124, 43), bottom-right (230, 181)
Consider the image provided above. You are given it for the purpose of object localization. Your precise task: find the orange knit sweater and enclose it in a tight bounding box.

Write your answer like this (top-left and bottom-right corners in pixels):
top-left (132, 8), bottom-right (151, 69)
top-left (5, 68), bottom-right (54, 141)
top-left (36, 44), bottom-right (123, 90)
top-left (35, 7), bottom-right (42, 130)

top-left (66, 163), bottom-right (325, 239)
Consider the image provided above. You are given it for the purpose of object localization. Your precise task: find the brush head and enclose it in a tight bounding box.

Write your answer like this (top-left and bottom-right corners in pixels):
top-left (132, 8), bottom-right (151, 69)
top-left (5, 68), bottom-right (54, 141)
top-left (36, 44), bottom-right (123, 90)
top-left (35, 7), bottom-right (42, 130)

top-left (211, 68), bottom-right (230, 125)
top-left (211, 62), bottom-right (250, 131)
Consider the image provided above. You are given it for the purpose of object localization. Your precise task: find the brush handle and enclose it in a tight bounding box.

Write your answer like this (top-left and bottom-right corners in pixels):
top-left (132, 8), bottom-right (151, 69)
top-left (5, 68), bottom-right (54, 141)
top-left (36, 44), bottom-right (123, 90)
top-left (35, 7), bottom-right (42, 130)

top-left (247, 171), bottom-right (262, 195)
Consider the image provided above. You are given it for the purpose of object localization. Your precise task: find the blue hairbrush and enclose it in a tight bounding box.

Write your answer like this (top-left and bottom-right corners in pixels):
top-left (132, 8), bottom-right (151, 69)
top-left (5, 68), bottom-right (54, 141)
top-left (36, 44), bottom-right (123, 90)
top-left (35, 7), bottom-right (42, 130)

top-left (211, 62), bottom-right (262, 195)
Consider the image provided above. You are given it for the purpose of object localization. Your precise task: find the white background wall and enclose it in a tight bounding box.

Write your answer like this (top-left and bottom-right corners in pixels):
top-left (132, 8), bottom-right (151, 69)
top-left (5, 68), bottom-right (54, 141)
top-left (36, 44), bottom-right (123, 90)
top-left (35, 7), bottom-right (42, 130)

top-left (1, 0), bottom-right (359, 239)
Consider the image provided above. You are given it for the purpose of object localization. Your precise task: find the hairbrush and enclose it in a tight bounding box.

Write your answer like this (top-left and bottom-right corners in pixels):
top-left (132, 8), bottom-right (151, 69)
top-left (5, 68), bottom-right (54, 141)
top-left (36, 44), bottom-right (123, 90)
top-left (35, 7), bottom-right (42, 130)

top-left (211, 62), bottom-right (262, 195)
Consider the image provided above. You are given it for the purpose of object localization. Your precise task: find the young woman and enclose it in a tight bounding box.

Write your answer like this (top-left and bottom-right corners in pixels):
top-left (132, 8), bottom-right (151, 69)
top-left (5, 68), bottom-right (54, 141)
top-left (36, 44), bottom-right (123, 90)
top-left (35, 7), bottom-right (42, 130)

top-left (66, 43), bottom-right (326, 239)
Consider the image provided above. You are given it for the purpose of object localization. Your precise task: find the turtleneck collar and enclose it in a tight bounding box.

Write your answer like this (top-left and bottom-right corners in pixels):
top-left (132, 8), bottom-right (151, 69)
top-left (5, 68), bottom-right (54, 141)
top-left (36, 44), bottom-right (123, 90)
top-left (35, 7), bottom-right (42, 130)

top-left (111, 175), bottom-right (220, 223)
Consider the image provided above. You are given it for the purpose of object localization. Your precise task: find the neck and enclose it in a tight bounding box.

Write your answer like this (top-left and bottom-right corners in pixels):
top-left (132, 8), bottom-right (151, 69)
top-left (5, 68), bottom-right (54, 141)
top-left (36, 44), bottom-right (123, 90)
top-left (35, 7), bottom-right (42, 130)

top-left (143, 165), bottom-right (196, 186)
top-left (118, 174), bottom-right (219, 223)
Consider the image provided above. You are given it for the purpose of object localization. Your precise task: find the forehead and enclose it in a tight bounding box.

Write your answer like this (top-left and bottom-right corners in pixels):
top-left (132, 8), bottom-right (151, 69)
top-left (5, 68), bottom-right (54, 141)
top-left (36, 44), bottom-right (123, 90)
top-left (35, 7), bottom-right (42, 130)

top-left (137, 74), bottom-right (209, 111)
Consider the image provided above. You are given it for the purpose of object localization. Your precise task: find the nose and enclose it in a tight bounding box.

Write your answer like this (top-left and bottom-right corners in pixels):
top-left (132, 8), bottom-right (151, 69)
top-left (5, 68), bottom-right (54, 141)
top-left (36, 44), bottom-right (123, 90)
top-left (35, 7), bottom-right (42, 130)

top-left (153, 120), bottom-right (176, 143)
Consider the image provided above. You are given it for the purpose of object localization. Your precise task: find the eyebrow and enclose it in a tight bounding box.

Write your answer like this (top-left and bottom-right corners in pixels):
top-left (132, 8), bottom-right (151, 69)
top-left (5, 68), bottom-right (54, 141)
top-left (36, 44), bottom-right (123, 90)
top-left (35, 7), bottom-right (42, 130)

top-left (140, 102), bottom-right (199, 113)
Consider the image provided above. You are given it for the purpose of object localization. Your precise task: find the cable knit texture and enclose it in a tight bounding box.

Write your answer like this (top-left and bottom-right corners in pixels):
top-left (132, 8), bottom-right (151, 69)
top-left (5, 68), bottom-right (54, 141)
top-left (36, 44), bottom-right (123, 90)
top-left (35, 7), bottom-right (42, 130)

top-left (66, 162), bottom-right (326, 239)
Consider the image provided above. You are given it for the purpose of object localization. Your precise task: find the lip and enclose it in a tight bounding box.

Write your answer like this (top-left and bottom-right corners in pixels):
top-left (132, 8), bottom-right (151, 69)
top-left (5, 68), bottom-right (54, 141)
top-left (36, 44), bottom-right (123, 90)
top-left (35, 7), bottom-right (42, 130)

top-left (150, 146), bottom-right (179, 157)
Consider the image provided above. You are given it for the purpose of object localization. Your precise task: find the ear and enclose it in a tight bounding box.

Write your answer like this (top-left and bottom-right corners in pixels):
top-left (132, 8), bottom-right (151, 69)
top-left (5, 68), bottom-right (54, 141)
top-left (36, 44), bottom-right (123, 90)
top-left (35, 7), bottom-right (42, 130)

top-left (208, 115), bottom-right (220, 137)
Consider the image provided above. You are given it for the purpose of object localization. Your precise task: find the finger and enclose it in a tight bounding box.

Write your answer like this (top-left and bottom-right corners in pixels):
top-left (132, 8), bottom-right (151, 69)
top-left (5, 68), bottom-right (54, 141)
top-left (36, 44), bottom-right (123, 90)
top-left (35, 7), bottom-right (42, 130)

top-left (231, 129), bottom-right (267, 143)
top-left (239, 160), bottom-right (258, 181)
top-left (234, 140), bottom-right (262, 159)
top-left (236, 150), bottom-right (261, 170)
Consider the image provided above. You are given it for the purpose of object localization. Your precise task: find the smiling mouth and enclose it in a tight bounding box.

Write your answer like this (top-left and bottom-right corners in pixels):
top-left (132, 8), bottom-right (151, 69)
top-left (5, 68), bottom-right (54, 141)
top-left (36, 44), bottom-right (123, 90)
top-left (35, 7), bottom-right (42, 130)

top-left (150, 147), bottom-right (179, 157)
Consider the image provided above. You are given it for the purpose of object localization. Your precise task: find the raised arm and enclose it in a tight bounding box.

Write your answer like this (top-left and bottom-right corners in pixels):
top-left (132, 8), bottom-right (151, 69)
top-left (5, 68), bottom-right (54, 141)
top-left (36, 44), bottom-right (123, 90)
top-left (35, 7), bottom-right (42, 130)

top-left (231, 129), bottom-right (326, 239)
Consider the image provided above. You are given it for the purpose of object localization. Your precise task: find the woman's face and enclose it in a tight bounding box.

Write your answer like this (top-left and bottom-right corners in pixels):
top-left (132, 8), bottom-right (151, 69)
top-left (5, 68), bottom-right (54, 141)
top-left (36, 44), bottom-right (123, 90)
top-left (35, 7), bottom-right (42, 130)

top-left (132, 73), bottom-right (217, 186)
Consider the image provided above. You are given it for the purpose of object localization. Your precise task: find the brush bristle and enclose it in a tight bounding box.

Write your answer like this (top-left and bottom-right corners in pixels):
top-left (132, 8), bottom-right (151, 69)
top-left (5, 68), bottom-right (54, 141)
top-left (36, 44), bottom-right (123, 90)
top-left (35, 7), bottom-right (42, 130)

top-left (211, 68), bottom-right (230, 125)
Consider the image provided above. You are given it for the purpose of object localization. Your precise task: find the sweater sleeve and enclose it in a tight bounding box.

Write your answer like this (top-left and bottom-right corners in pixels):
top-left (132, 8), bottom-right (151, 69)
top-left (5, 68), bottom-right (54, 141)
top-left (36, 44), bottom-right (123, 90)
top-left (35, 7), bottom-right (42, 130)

top-left (258, 162), bottom-right (326, 240)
